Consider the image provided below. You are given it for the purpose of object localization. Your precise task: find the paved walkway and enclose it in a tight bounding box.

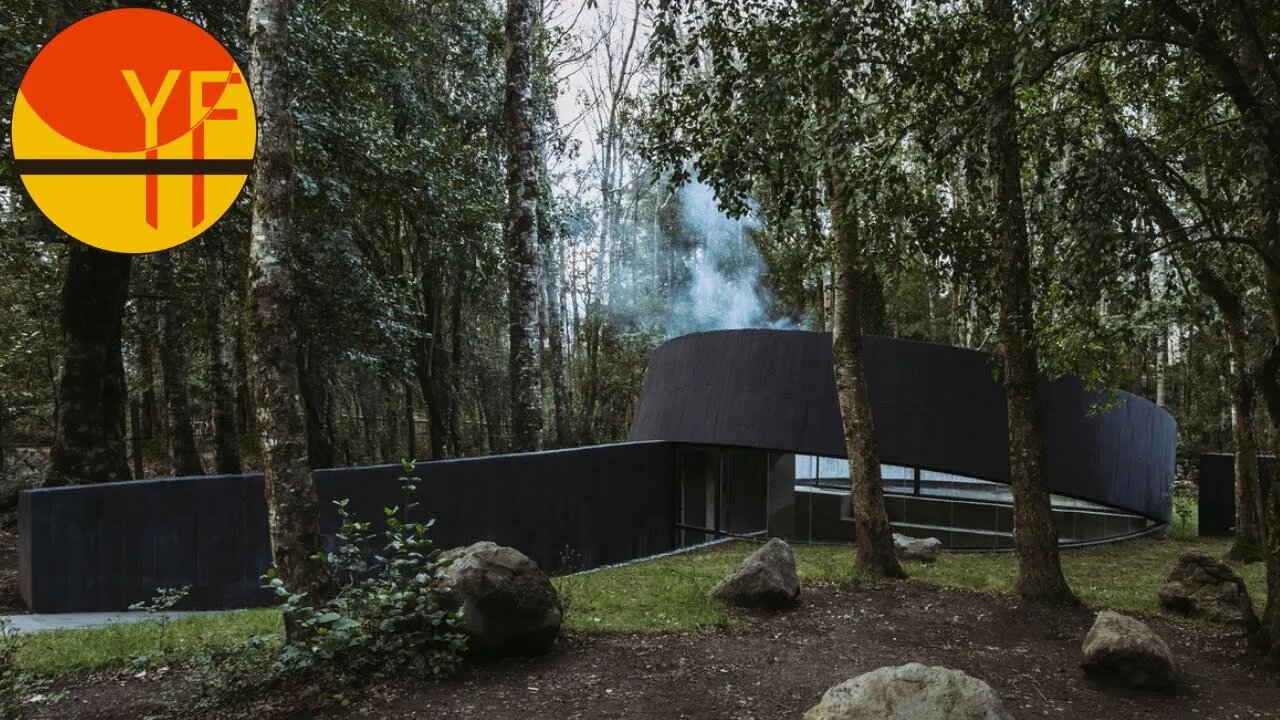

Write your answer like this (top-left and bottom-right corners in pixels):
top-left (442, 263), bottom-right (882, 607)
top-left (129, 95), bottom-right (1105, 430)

top-left (2, 610), bottom-right (239, 634)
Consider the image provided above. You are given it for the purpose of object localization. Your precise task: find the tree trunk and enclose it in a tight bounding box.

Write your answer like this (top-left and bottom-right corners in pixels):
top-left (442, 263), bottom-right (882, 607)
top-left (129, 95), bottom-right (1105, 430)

top-left (403, 380), bottom-right (417, 460)
top-left (46, 243), bottom-right (132, 486)
top-left (154, 251), bottom-right (204, 476)
top-left (1182, 264), bottom-right (1265, 561)
top-left (1257, 264), bottom-right (1280, 663)
top-left (130, 399), bottom-right (144, 480)
top-left (985, 0), bottom-right (1076, 604)
top-left (448, 275), bottom-right (464, 456)
top-left (297, 342), bottom-right (335, 469)
top-left (1158, 0), bottom-right (1280, 658)
top-left (208, 296), bottom-right (242, 475)
top-left (234, 320), bottom-right (253, 440)
top-left (246, 0), bottom-right (326, 635)
top-left (1226, 319), bottom-right (1266, 562)
top-left (504, 0), bottom-right (543, 452)
top-left (413, 252), bottom-right (453, 460)
top-left (824, 158), bottom-right (905, 580)
top-left (379, 378), bottom-right (397, 463)
top-left (137, 330), bottom-right (158, 440)
top-left (538, 164), bottom-right (572, 447)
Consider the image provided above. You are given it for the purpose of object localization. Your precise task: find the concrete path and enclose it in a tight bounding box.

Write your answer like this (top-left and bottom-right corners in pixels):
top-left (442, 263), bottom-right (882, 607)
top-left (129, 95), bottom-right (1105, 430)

top-left (2, 610), bottom-right (240, 634)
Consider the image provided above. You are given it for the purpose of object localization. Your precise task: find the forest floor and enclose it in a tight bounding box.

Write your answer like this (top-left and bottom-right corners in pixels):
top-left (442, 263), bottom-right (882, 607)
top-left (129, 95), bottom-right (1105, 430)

top-left (5, 531), bottom-right (1277, 719)
top-left (22, 580), bottom-right (1280, 720)
top-left (1, 508), bottom-right (23, 614)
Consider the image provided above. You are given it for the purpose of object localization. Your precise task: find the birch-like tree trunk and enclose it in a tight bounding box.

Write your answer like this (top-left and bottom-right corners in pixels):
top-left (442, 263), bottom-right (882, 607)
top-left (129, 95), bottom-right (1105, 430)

top-left (504, 0), bottom-right (544, 451)
top-left (985, 0), bottom-right (1076, 604)
top-left (538, 155), bottom-right (572, 446)
top-left (46, 242), bottom-right (132, 486)
top-left (825, 158), bottom-right (905, 580)
top-left (154, 251), bottom-right (204, 476)
top-left (246, 0), bottom-right (326, 634)
top-left (1198, 268), bottom-right (1266, 562)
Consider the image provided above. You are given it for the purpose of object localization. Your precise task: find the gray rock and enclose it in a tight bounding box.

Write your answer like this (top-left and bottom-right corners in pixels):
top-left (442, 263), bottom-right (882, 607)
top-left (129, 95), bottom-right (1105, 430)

top-left (893, 533), bottom-right (942, 563)
top-left (803, 662), bottom-right (1013, 720)
top-left (710, 537), bottom-right (800, 610)
top-left (1158, 552), bottom-right (1259, 630)
top-left (439, 541), bottom-right (562, 656)
top-left (1080, 610), bottom-right (1179, 691)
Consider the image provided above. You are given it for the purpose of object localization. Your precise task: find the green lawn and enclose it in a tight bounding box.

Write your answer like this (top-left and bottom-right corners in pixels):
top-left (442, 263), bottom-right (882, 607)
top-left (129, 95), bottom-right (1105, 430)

top-left (556, 533), bottom-right (1266, 632)
top-left (10, 609), bottom-right (281, 675)
top-left (7, 528), bottom-right (1265, 674)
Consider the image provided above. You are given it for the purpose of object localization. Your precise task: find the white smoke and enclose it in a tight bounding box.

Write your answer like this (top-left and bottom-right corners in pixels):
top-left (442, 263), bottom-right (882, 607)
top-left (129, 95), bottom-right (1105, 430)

top-left (665, 179), bottom-right (795, 337)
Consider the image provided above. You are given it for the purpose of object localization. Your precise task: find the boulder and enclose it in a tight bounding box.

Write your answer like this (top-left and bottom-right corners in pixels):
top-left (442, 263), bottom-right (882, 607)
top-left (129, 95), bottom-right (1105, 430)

top-left (803, 662), bottom-right (1013, 720)
top-left (1158, 552), bottom-right (1259, 630)
top-left (893, 533), bottom-right (942, 563)
top-left (710, 538), bottom-right (800, 610)
top-left (1080, 610), bottom-right (1179, 691)
top-left (439, 541), bottom-right (562, 656)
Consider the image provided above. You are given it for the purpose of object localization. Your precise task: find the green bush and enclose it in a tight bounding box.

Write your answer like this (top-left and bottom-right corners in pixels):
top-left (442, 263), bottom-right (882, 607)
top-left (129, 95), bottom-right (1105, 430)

top-left (267, 459), bottom-right (467, 681)
top-left (1172, 479), bottom-right (1197, 535)
top-left (1, 619), bottom-right (21, 720)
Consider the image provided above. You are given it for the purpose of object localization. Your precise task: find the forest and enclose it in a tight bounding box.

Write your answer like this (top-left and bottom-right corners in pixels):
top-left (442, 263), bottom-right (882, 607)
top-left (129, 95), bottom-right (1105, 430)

top-left (2, 0), bottom-right (1270, 478)
top-left (1, 0), bottom-right (1280, 717)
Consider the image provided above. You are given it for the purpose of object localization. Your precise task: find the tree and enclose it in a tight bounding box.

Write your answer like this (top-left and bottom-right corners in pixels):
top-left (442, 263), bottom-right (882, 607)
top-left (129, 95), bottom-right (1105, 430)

top-left (650, 0), bottom-right (907, 577)
top-left (207, 244), bottom-right (243, 475)
top-left (1136, 0), bottom-right (1280, 660)
top-left (245, 0), bottom-right (326, 634)
top-left (505, 0), bottom-right (544, 451)
top-left (45, 243), bottom-right (132, 486)
top-left (826, 158), bottom-right (906, 579)
top-left (981, 0), bottom-right (1077, 604)
top-left (153, 250), bottom-right (203, 476)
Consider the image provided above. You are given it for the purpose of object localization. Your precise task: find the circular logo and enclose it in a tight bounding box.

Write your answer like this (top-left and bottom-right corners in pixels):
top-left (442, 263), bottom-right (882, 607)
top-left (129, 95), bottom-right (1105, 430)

top-left (11, 8), bottom-right (256, 254)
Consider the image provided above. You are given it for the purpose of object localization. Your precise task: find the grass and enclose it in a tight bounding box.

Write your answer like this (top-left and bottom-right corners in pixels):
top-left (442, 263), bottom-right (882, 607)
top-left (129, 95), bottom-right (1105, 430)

top-left (556, 531), bottom-right (1266, 633)
top-left (11, 608), bottom-right (281, 675)
top-left (6, 518), bottom-right (1265, 674)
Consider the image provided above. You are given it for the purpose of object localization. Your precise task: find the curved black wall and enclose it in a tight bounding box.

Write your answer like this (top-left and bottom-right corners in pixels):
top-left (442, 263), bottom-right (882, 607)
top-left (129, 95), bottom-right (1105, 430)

top-left (627, 330), bottom-right (1175, 522)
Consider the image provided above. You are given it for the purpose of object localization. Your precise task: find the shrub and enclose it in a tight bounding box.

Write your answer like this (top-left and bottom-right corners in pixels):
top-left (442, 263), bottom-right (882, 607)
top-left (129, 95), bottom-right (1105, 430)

top-left (267, 459), bottom-right (467, 682)
top-left (1172, 479), bottom-right (1196, 534)
top-left (0, 619), bottom-right (20, 720)
top-left (554, 545), bottom-right (585, 624)
top-left (123, 585), bottom-right (191, 667)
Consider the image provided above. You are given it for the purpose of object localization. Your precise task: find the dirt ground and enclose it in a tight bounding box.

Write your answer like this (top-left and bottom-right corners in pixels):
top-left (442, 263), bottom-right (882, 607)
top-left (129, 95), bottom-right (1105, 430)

top-left (31, 581), bottom-right (1280, 719)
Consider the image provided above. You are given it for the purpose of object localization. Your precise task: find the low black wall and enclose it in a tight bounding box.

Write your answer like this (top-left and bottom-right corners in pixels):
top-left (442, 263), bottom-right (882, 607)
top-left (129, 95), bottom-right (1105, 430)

top-left (19, 442), bottom-right (677, 613)
top-left (1198, 453), bottom-right (1273, 537)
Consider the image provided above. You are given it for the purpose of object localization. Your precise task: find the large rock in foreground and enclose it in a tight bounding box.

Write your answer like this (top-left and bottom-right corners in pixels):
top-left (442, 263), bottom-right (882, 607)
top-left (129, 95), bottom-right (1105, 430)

top-left (803, 663), bottom-right (1013, 720)
top-left (893, 533), bottom-right (942, 563)
top-left (440, 541), bottom-right (562, 656)
top-left (710, 538), bottom-right (800, 610)
top-left (1158, 552), bottom-right (1259, 630)
top-left (1080, 610), bottom-right (1179, 691)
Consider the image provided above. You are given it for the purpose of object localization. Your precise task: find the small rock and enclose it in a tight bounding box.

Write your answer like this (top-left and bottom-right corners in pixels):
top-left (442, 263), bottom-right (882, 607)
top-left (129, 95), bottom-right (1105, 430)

top-left (803, 662), bottom-right (1013, 720)
top-left (710, 538), bottom-right (800, 610)
top-left (1080, 610), bottom-right (1179, 691)
top-left (440, 541), bottom-right (562, 656)
top-left (1158, 552), bottom-right (1259, 630)
top-left (893, 533), bottom-right (942, 563)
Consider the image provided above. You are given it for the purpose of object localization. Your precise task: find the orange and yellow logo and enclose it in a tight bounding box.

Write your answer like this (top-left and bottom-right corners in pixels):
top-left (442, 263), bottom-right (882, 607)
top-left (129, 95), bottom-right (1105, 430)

top-left (11, 8), bottom-right (256, 254)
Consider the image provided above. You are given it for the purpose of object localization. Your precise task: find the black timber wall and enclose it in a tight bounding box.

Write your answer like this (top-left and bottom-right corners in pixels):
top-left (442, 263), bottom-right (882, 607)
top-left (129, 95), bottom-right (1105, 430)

top-left (1198, 453), bottom-right (1273, 537)
top-left (19, 442), bottom-right (677, 613)
top-left (629, 330), bottom-right (1176, 522)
